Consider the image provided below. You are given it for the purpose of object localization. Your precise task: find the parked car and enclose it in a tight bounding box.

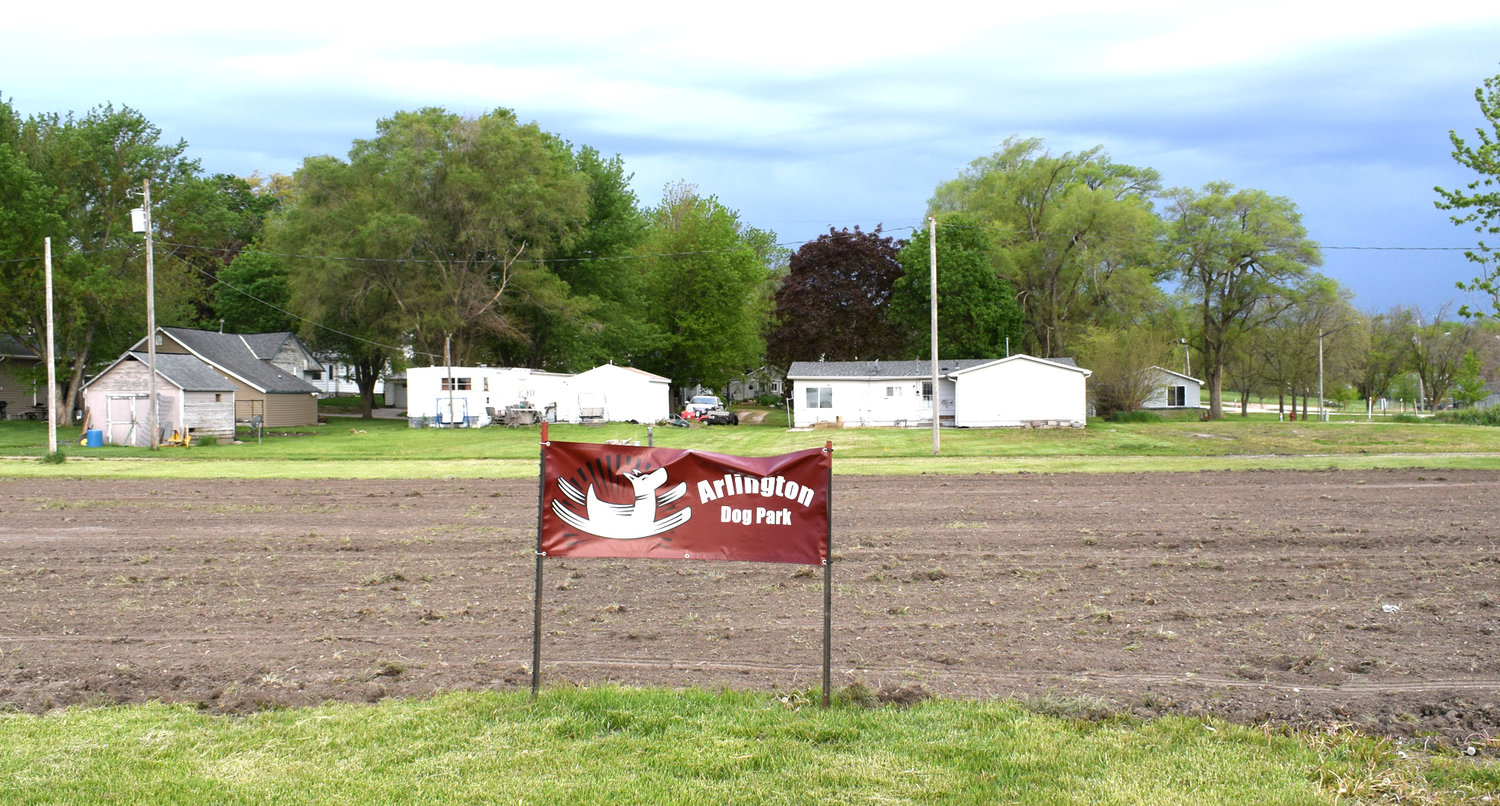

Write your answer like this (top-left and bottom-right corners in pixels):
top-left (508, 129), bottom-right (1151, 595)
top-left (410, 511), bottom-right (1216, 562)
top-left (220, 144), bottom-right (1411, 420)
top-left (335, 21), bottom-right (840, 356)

top-left (685, 395), bottom-right (723, 416)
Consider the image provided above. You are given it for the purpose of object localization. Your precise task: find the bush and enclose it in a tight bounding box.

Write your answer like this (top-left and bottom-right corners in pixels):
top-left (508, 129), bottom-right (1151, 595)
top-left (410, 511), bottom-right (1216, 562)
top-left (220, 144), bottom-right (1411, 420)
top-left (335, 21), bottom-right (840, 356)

top-left (1108, 410), bottom-right (1163, 423)
top-left (756, 393), bottom-right (783, 407)
top-left (1390, 413), bottom-right (1425, 424)
top-left (1434, 407), bottom-right (1500, 426)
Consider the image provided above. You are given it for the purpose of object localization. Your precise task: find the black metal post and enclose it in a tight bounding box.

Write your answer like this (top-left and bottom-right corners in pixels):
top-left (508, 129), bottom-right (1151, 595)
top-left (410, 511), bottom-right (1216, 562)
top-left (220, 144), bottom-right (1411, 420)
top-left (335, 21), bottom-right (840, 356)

top-left (531, 423), bottom-right (548, 698)
top-left (822, 440), bottom-right (833, 708)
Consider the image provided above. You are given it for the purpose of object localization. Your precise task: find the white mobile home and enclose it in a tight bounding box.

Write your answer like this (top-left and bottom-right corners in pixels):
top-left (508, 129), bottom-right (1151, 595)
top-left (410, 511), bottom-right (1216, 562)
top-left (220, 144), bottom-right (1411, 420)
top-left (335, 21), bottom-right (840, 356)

top-left (403, 363), bottom-right (668, 426)
top-left (788, 355), bottom-right (1091, 429)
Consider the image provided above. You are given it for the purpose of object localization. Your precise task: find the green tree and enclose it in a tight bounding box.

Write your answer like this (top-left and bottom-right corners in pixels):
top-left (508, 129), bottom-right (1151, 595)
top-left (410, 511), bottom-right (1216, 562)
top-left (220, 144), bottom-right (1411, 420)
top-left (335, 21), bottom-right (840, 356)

top-left (1435, 72), bottom-right (1500, 317)
top-left (930, 137), bottom-right (1163, 356)
top-left (635, 183), bottom-right (781, 393)
top-left (275, 107), bottom-right (590, 371)
top-left (211, 248), bottom-right (292, 333)
top-left (1165, 182), bottom-right (1322, 419)
top-left (1452, 349), bottom-right (1490, 408)
top-left (0, 101), bottom-right (203, 424)
top-left (500, 146), bottom-right (659, 370)
top-left (890, 217), bottom-right (1025, 360)
top-left (1350, 308), bottom-right (1415, 412)
top-left (1072, 325), bottom-right (1171, 416)
top-left (1408, 308), bottom-right (1475, 410)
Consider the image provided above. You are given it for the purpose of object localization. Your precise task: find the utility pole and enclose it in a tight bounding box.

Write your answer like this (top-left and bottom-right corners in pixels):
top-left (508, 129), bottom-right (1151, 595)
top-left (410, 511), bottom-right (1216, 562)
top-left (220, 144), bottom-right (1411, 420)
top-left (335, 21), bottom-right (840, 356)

top-left (1318, 329), bottom-right (1325, 423)
top-left (144, 180), bottom-right (159, 450)
top-left (928, 215), bottom-right (939, 455)
top-left (44, 237), bottom-right (56, 456)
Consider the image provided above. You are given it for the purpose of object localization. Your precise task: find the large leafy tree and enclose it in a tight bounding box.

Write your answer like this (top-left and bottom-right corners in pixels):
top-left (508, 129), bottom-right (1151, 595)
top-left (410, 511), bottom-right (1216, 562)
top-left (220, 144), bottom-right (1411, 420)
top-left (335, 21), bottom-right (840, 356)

top-left (766, 226), bottom-right (907, 367)
top-left (890, 217), bottom-right (1025, 360)
top-left (636, 182), bottom-right (781, 393)
top-left (499, 146), bottom-right (658, 371)
top-left (930, 137), bottom-right (1163, 356)
top-left (276, 107), bottom-right (591, 372)
top-left (0, 100), bottom-right (203, 424)
top-left (1435, 72), bottom-right (1500, 317)
top-left (1165, 182), bottom-right (1322, 419)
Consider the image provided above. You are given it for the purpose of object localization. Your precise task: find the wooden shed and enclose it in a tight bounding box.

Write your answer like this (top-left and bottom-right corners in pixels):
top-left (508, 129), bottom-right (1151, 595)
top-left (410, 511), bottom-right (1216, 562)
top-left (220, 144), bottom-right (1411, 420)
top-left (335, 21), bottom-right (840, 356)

top-left (83, 352), bottom-right (237, 445)
top-left (128, 328), bottom-right (320, 427)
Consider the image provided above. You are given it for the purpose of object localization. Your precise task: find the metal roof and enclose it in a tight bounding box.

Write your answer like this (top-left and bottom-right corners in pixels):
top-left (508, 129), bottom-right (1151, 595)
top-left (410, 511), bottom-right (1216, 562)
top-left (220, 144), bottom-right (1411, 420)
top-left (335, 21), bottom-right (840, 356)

top-left (125, 352), bottom-right (237, 392)
top-left (156, 328), bottom-right (319, 394)
top-left (787, 356), bottom-right (1084, 379)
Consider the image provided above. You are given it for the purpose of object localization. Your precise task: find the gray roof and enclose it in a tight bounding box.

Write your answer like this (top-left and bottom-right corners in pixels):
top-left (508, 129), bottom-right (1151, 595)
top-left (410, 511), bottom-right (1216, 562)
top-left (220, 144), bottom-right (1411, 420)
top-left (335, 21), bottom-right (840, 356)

top-left (0, 334), bottom-right (38, 358)
top-left (787, 359), bottom-right (993, 379)
top-left (787, 356), bottom-right (1080, 379)
top-left (126, 352), bottom-right (237, 392)
top-left (155, 328), bottom-right (318, 394)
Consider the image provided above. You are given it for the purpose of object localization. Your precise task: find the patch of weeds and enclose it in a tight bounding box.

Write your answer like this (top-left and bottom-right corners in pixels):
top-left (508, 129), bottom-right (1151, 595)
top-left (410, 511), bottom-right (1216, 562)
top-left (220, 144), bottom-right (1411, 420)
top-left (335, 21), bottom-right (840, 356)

top-left (1017, 691), bottom-right (1118, 722)
top-left (39, 451), bottom-right (66, 464)
top-left (364, 660), bottom-right (406, 680)
top-left (911, 568), bottom-right (948, 582)
top-left (362, 572), bottom-right (406, 586)
top-left (791, 567), bottom-right (817, 579)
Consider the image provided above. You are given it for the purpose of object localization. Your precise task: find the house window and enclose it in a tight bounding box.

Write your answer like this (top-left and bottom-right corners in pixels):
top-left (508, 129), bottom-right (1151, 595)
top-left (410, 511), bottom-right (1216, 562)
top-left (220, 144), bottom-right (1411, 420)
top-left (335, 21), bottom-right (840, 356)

top-left (441, 377), bottom-right (472, 391)
top-left (885, 386), bottom-right (902, 398)
top-left (215, 393), bottom-right (222, 403)
top-left (306, 369), bottom-right (323, 380)
top-left (805, 386), bottom-right (832, 409)
top-left (770, 380), bottom-right (782, 394)
top-left (1168, 385), bottom-right (1186, 407)
top-left (921, 381), bottom-right (933, 402)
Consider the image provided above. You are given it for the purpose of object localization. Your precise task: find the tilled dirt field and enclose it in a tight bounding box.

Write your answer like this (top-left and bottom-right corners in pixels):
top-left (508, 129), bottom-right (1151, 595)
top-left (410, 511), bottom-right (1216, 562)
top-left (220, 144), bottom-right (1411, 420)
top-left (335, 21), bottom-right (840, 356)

top-left (1, 469), bottom-right (1497, 745)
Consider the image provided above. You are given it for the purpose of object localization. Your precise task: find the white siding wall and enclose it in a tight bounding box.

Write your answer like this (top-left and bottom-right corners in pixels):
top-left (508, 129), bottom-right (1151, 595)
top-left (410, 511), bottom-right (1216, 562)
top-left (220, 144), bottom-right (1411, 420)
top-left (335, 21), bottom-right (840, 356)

top-left (1141, 371), bottom-right (1202, 409)
top-left (792, 377), bottom-right (953, 427)
top-left (951, 360), bottom-right (1088, 426)
top-left (567, 365), bottom-right (670, 423)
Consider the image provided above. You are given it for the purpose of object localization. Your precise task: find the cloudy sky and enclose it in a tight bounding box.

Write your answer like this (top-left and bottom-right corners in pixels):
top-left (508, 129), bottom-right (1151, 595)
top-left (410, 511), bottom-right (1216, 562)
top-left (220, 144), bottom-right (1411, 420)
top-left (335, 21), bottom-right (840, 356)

top-left (7, 2), bottom-right (1499, 315)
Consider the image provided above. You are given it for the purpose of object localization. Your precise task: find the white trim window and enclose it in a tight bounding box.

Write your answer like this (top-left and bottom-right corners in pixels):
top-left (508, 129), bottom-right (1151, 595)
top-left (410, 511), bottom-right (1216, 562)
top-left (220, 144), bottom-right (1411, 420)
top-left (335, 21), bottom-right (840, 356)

top-left (884, 386), bottom-right (902, 398)
top-left (1168, 385), bottom-right (1186, 407)
top-left (921, 381), bottom-right (933, 402)
top-left (805, 386), bottom-right (832, 408)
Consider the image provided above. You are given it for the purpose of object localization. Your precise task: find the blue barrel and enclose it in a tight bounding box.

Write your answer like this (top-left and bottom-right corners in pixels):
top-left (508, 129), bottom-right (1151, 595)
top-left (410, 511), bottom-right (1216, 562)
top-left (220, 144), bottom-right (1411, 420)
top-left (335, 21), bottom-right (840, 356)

top-left (85, 429), bottom-right (103, 448)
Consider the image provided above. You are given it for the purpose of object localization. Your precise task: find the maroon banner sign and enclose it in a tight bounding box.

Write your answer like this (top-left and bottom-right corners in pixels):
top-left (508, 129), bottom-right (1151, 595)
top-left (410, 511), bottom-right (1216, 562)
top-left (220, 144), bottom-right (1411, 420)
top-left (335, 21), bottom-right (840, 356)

top-left (540, 440), bottom-right (830, 565)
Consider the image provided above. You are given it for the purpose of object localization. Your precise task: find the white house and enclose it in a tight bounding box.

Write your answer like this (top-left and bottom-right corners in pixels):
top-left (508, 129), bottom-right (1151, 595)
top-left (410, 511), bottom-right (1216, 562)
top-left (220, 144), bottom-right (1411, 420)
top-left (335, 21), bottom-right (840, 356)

top-left (1140, 366), bottom-right (1203, 411)
top-left (787, 355), bottom-right (1091, 428)
top-left (403, 363), bottom-right (668, 426)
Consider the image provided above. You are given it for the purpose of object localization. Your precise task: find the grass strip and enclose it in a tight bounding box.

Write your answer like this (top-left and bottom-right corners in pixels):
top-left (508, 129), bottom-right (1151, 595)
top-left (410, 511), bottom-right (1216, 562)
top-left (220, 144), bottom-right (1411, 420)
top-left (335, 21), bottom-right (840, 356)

top-left (1, 687), bottom-right (1494, 805)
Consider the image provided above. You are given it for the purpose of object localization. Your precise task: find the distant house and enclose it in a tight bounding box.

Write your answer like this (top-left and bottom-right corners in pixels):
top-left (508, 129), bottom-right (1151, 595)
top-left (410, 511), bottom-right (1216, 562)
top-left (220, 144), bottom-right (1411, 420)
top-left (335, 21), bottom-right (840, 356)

top-left (0, 334), bottom-right (45, 420)
top-left (125, 328), bottom-right (321, 427)
top-left (82, 352), bottom-right (237, 445)
top-left (725, 366), bottom-right (785, 403)
top-left (1141, 367), bottom-right (1203, 411)
top-left (787, 355), bottom-right (1091, 428)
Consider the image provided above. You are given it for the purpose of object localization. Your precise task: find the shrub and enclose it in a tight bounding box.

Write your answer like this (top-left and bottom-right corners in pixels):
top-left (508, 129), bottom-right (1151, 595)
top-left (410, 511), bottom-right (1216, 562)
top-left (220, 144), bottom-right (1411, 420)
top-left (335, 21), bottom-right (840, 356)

top-left (1434, 407), bottom-right (1500, 426)
top-left (756, 393), bottom-right (783, 407)
top-left (1108, 410), bottom-right (1163, 424)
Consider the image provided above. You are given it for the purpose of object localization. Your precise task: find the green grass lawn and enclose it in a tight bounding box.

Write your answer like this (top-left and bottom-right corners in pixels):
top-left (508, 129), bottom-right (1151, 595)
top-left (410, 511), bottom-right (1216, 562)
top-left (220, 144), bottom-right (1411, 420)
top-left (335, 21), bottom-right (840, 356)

top-left (5, 410), bottom-right (1500, 479)
top-left (1, 687), bottom-right (1493, 805)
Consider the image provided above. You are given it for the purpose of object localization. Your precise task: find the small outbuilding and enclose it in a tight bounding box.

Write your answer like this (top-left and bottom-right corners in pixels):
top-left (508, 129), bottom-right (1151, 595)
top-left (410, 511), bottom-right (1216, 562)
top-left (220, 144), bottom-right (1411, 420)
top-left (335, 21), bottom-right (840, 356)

top-left (82, 352), bottom-right (237, 445)
top-left (1141, 366), bottom-right (1203, 411)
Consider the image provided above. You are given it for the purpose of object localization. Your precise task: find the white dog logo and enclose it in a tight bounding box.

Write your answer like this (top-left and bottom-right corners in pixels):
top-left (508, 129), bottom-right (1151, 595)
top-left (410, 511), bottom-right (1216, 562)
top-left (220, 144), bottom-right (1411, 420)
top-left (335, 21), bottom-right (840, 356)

top-left (552, 466), bottom-right (692, 540)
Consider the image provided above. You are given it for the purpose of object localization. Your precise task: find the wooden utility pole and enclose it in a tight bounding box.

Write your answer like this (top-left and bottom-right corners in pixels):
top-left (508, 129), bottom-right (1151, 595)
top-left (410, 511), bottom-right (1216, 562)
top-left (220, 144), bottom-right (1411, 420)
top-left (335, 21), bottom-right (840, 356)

top-left (929, 216), bottom-right (939, 455)
top-left (44, 237), bottom-right (56, 455)
top-left (144, 180), bottom-right (159, 450)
